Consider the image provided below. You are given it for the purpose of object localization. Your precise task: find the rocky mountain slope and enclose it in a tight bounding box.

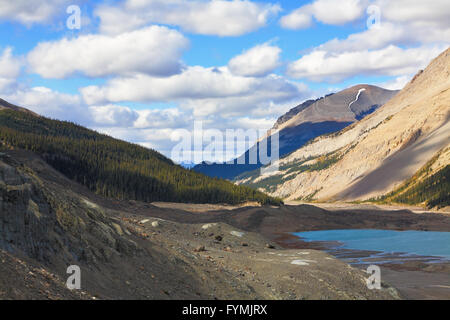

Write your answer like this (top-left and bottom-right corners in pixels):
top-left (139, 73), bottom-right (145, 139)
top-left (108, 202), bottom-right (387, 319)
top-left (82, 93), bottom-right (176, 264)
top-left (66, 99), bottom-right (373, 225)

top-left (0, 149), bottom-right (410, 300)
top-left (238, 48), bottom-right (450, 208)
top-left (194, 85), bottom-right (397, 180)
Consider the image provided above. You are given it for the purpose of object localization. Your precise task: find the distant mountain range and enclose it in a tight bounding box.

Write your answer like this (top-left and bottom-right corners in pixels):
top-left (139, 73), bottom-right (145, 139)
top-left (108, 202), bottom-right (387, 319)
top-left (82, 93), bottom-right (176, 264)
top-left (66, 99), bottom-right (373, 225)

top-left (178, 161), bottom-right (197, 169)
top-left (237, 48), bottom-right (450, 209)
top-left (193, 84), bottom-right (398, 180)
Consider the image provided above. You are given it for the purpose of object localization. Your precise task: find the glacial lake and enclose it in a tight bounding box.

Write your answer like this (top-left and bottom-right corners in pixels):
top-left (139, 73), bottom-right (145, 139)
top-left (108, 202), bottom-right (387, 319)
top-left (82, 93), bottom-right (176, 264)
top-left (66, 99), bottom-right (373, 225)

top-left (293, 229), bottom-right (450, 263)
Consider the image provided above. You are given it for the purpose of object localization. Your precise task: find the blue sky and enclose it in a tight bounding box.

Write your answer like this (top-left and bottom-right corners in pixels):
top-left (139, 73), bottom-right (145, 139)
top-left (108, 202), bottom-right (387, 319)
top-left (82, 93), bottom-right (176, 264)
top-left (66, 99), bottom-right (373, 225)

top-left (0, 0), bottom-right (448, 162)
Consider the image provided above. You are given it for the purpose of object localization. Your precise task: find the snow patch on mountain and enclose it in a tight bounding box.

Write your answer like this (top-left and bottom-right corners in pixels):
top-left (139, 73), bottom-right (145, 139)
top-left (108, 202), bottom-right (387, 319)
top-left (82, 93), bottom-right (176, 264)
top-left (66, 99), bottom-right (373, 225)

top-left (348, 88), bottom-right (366, 111)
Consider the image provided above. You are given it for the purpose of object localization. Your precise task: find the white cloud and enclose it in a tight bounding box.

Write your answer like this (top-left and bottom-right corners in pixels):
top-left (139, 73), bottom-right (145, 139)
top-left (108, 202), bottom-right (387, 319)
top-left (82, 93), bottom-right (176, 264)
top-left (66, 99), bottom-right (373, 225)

top-left (311, 0), bottom-right (367, 25)
top-left (3, 86), bottom-right (87, 122)
top-left (0, 48), bottom-right (21, 78)
top-left (376, 75), bottom-right (411, 91)
top-left (299, 0), bottom-right (450, 53)
top-left (280, 6), bottom-right (313, 30)
top-left (134, 108), bottom-right (189, 129)
top-left (318, 23), bottom-right (450, 54)
top-left (0, 0), bottom-right (73, 25)
top-left (280, 0), bottom-right (367, 30)
top-left (88, 105), bottom-right (190, 129)
top-left (80, 66), bottom-right (300, 103)
top-left (88, 104), bottom-right (139, 127)
top-left (0, 47), bottom-right (21, 93)
top-left (232, 117), bottom-right (275, 130)
top-left (228, 43), bottom-right (281, 77)
top-left (318, 23), bottom-right (410, 52)
top-left (27, 26), bottom-right (189, 79)
top-left (375, 0), bottom-right (450, 28)
top-left (282, 0), bottom-right (450, 83)
top-left (287, 45), bottom-right (446, 83)
top-left (80, 65), bottom-right (308, 118)
top-left (96, 0), bottom-right (281, 36)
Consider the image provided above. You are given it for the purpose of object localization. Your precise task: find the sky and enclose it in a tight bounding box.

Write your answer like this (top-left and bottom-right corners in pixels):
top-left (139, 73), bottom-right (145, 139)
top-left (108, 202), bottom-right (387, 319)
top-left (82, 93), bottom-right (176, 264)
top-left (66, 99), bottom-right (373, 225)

top-left (0, 0), bottom-right (449, 163)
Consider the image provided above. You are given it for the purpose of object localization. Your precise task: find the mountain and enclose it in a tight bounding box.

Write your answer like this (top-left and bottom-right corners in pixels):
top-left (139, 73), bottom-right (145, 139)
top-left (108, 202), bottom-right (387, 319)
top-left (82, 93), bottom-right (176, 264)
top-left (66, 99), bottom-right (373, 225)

top-left (193, 85), bottom-right (398, 180)
top-left (0, 100), bottom-right (280, 205)
top-left (238, 48), bottom-right (450, 209)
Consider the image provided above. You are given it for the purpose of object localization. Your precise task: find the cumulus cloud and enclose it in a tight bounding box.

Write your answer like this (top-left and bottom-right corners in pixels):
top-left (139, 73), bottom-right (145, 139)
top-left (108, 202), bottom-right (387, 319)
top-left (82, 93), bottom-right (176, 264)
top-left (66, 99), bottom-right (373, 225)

top-left (318, 22), bottom-right (450, 54)
top-left (80, 66), bottom-right (298, 103)
top-left (280, 0), bottom-right (367, 30)
top-left (0, 47), bottom-right (21, 93)
top-left (88, 104), bottom-right (191, 129)
top-left (376, 75), bottom-right (411, 91)
top-left (3, 86), bottom-right (87, 122)
top-left (27, 26), bottom-right (189, 79)
top-left (375, 0), bottom-right (450, 28)
top-left (80, 65), bottom-right (308, 117)
top-left (311, 0), bottom-right (367, 25)
top-left (279, 6), bottom-right (313, 30)
top-left (286, 45), bottom-right (445, 82)
top-left (96, 0), bottom-right (281, 36)
top-left (283, 0), bottom-right (450, 83)
top-left (228, 43), bottom-right (281, 77)
top-left (134, 108), bottom-right (189, 129)
top-left (293, 0), bottom-right (450, 53)
top-left (0, 0), bottom-right (74, 25)
top-left (88, 104), bottom-right (139, 127)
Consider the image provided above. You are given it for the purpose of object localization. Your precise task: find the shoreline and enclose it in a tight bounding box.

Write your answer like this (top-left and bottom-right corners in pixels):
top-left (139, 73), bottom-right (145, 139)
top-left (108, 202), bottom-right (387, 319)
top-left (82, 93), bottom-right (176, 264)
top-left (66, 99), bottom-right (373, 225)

top-left (273, 231), bottom-right (450, 300)
top-left (133, 201), bottom-right (450, 299)
top-left (285, 201), bottom-right (450, 215)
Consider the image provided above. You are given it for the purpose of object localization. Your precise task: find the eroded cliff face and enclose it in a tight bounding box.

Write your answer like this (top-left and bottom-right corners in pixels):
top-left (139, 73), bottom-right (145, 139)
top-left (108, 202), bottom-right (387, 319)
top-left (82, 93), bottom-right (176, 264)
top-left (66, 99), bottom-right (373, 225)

top-left (0, 152), bottom-right (210, 299)
top-left (239, 48), bottom-right (450, 203)
top-left (0, 152), bottom-right (138, 266)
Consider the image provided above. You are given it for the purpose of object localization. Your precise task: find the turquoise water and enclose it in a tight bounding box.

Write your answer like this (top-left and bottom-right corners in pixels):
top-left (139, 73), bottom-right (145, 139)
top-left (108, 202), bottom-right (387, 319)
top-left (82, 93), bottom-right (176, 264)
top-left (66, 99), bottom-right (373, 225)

top-left (293, 229), bottom-right (450, 259)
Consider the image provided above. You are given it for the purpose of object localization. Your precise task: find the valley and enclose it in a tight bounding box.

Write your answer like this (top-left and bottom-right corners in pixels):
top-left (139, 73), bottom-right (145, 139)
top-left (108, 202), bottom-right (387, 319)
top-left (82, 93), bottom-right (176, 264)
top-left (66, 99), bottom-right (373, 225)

top-left (0, 42), bottom-right (448, 302)
top-left (1, 0), bottom-right (449, 305)
top-left (1, 147), bottom-right (449, 299)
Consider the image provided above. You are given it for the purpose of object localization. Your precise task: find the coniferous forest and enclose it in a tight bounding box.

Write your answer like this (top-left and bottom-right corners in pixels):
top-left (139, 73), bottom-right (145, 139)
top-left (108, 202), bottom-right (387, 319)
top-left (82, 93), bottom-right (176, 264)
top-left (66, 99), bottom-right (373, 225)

top-left (374, 163), bottom-right (449, 209)
top-left (387, 165), bottom-right (449, 208)
top-left (0, 108), bottom-right (282, 205)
